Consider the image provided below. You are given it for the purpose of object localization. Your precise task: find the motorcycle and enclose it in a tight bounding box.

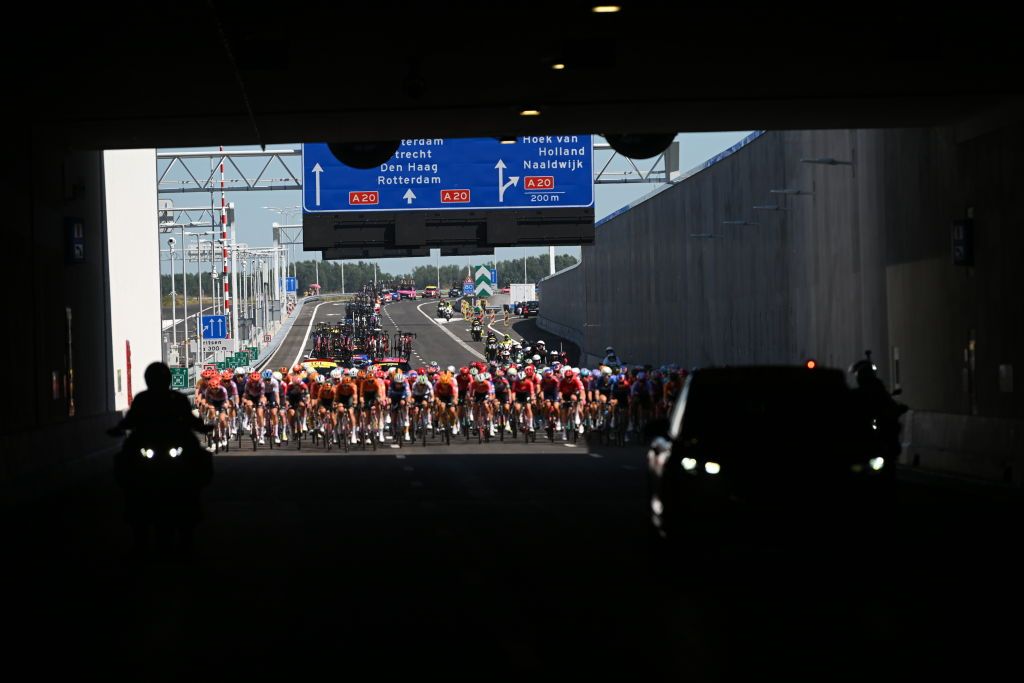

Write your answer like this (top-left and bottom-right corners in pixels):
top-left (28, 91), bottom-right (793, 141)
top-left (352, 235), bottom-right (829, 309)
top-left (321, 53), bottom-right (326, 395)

top-left (471, 321), bottom-right (483, 341)
top-left (110, 424), bottom-right (213, 555)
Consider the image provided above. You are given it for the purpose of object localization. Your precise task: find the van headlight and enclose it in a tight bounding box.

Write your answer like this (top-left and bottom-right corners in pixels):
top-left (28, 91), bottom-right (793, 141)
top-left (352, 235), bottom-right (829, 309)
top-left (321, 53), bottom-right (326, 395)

top-left (681, 457), bottom-right (698, 471)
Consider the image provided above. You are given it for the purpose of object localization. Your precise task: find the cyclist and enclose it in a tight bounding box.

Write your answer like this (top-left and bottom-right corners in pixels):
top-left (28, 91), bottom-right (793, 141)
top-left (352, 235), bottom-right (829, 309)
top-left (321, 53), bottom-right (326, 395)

top-left (220, 369), bottom-right (240, 436)
top-left (470, 371), bottom-right (496, 437)
top-left (512, 369), bottom-right (536, 433)
top-left (433, 370), bottom-right (460, 435)
top-left (602, 346), bottom-right (622, 368)
top-left (558, 368), bottom-right (586, 440)
top-left (492, 368), bottom-right (513, 433)
top-left (629, 370), bottom-right (653, 438)
top-left (335, 368), bottom-right (360, 444)
top-left (539, 368), bottom-right (560, 431)
top-left (242, 371), bottom-right (265, 440)
top-left (262, 370), bottom-right (283, 444)
top-left (359, 368), bottom-right (385, 443)
top-left (203, 375), bottom-right (230, 447)
top-left (388, 371), bottom-right (411, 441)
top-left (410, 374), bottom-right (434, 434)
top-left (284, 371), bottom-right (309, 439)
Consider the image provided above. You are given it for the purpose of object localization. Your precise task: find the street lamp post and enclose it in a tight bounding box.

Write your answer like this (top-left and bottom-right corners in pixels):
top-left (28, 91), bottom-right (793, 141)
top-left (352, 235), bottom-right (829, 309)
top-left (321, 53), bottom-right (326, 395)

top-left (181, 225), bottom-right (188, 368)
top-left (168, 237), bottom-right (177, 354)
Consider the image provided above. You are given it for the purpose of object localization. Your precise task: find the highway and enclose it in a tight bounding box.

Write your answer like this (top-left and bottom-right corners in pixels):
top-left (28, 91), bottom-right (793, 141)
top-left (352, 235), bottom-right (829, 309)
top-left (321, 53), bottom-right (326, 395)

top-left (5, 296), bottom-right (1019, 679)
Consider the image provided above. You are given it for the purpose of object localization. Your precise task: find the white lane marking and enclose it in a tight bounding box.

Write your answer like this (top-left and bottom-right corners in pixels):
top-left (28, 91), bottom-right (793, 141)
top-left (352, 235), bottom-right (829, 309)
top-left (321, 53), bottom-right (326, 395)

top-left (564, 444), bottom-right (578, 448)
top-left (289, 300), bottom-right (331, 368)
top-left (396, 453), bottom-right (406, 459)
top-left (415, 301), bottom-right (486, 360)
top-left (589, 452), bottom-right (603, 458)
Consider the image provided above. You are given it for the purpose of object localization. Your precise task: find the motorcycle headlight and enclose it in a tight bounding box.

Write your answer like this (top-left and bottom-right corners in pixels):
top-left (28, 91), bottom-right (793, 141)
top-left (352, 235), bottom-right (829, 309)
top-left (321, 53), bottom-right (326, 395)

top-left (681, 457), bottom-right (698, 472)
top-left (704, 461), bottom-right (721, 475)
top-left (139, 448), bottom-right (155, 459)
top-left (869, 457), bottom-right (885, 471)
top-left (169, 447), bottom-right (184, 458)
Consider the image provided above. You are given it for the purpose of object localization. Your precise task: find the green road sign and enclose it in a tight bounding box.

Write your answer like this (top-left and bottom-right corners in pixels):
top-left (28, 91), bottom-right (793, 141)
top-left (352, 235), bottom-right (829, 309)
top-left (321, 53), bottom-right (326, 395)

top-left (217, 361), bottom-right (228, 371)
top-left (170, 367), bottom-right (189, 389)
top-left (474, 264), bottom-right (494, 297)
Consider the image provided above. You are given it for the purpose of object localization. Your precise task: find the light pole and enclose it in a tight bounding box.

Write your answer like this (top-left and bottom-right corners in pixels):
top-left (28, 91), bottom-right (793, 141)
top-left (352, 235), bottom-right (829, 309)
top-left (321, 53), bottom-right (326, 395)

top-left (168, 237), bottom-right (177, 353)
top-left (180, 225), bottom-right (188, 368)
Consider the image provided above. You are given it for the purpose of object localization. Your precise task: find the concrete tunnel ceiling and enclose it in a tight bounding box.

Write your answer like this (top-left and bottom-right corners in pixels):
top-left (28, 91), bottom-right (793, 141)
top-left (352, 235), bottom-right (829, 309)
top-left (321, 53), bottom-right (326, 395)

top-left (12, 3), bottom-right (1024, 149)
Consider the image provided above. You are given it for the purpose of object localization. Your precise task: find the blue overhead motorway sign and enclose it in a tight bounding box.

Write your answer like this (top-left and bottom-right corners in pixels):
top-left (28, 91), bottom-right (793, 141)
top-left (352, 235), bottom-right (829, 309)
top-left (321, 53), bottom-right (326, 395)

top-left (202, 315), bottom-right (226, 339)
top-left (302, 137), bottom-right (594, 214)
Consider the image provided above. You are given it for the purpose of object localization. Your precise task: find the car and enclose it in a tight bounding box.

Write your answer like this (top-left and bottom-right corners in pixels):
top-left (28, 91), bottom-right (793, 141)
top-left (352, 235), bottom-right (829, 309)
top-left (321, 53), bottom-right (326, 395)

top-left (646, 365), bottom-right (890, 548)
top-left (397, 287), bottom-right (417, 300)
top-left (521, 301), bottom-right (539, 318)
top-left (423, 285), bottom-right (438, 298)
top-left (499, 286), bottom-right (510, 294)
top-left (372, 358), bottom-right (413, 373)
top-left (448, 287), bottom-right (461, 298)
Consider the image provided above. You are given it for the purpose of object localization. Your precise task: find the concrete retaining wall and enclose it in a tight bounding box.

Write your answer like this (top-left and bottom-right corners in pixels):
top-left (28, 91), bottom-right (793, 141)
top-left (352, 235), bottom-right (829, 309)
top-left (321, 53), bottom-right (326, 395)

top-left (539, 122), bottom-right (1024, 483)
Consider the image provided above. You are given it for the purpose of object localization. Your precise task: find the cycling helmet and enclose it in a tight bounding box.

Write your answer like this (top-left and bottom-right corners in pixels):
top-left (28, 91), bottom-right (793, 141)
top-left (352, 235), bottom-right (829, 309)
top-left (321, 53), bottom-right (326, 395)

top-left (330, 368), bottom-right (343, 379)
top-left (518, 371), bottom-right (527, 380)
top-left (417, 367), bottom-right (428, 374)
top-left (348, 368), bottom-right (359, 377)
top-left (272, 371), bottom-right (283, 382)
top-left (470, 367), bottom-right (479, 376)
top-left (605, 346), bottom-right (615, 353)
top-left (495, 369), bottom-right (504, 377)
top-left (293, 365), bottom-right (303, 374)
top-left (481, 372), bottom-right (490, 381)
top-left (447, 365), bottom-right (456, 373)
top-left (409, 371), bottom-right (419, 379)
top-left (208, 375), bottom-right (221, 386)
top-left (316, 374), bottom-right (326, 384)
top-left (636, 371), bottom-right (646, 380)
top-left (532, 354), bottom-right (541, 362)
top-left (417, 376), bottom-right (430, 386)
top-left (201, 368), bottom-right (216, 380)
top-left (221, 369), bottom-right (233, 380)
top-left (357, 370), bottom-right (367, 379)
top-left (430, 361), bottom-right (439, 369)
top-left (261, 369), bottom-right (273, 380)
top-left (249, 371), bottom-right (261, 382)
top-left (234, 367), bottom-right (246, 376)
top-left (536, 340), bottom-right (546, 346)
top-left (564, 369), bottom-right (574, 379)
top-left (459, 367), bottom-right (469, 375)
top-left (525, 366), bottom-right (536, 376)
top-left (279, 366), bottom-right (288, 375)
top-left (601, 366), bottom-right (612, 375)
top-left (376, 370), bottom-right (386, 379)
top-left (543, 368), bottom-right (553, 376)
top-left (580, 368), bottom-right (591, 377)
top-left (504, 334), bottom-right (510, 341)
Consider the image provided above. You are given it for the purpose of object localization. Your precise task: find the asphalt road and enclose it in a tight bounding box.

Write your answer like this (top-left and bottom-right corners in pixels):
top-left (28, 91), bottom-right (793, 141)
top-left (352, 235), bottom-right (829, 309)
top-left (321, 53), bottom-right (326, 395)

top-left (9, 297), bottom-right (1017, 680)
top-left (4, 442), bottom-right (1019, 680)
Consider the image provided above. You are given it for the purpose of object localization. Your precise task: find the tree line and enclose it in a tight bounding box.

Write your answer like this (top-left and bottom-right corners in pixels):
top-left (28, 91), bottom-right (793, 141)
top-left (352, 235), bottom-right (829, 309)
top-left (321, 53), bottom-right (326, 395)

top-left (161, 254), bottom-right (578, 296)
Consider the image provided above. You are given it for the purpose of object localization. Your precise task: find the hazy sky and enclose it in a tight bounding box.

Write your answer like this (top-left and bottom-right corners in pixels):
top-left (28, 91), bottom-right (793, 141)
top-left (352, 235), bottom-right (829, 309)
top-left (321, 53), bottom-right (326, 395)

top-left (158, 131), bottom-right (752, 276)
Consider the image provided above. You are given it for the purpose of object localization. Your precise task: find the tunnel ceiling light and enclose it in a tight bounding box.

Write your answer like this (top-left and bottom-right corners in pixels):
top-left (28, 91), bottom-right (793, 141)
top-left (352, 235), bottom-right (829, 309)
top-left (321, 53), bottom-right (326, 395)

top-left (519, 109), bottom-right (541, 116)
top-left (499, 136), bottom-right (518, 144)
top-left (592, 5), bottom-right (622, 12)
top-left (801, 157), bottom-right (853, 166)
top-left (769, 189), bottom-right (813, 195)
top-left (551, 63), bottom-right (566, 70)
top-left (752, 205), bottom-right (789, 210)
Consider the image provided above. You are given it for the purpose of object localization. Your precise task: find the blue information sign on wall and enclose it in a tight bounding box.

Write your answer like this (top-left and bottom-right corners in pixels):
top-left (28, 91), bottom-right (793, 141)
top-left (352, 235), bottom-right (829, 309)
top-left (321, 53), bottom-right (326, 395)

top-left (463, 282), bottom-right (475, 295)
top-left (303, 137), bottom-right (594, 214)
top-left (286, 277), bottom-right (298, 293)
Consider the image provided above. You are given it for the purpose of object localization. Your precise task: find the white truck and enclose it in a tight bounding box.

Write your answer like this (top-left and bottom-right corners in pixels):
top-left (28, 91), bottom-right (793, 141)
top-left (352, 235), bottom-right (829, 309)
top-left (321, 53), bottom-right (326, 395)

top-left (509, 283), bottom-right (536, 304)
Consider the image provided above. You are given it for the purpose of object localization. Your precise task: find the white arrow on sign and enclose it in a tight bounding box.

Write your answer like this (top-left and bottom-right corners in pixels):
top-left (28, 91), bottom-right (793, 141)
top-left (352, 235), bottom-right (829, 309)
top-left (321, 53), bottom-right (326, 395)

top-left (403, 189), bottom-right (417, 205)
top-left (496, 160), bottom-right (519, 202)
top-left (312, 162), bottom-right (324, 206)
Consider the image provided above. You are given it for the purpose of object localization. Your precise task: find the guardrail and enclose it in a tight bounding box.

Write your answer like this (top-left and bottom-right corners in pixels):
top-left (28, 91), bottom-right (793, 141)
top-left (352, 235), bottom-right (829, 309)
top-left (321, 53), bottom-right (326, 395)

top-left (251, 295), bottom-right (319, 370)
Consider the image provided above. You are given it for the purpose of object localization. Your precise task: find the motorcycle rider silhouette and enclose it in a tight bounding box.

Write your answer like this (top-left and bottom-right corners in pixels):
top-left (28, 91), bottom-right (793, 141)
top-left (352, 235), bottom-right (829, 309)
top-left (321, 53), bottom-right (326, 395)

top-left (108, 362), bottom-right (214, 559)
top-left (849, 350), bottom-right (907, 480)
